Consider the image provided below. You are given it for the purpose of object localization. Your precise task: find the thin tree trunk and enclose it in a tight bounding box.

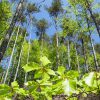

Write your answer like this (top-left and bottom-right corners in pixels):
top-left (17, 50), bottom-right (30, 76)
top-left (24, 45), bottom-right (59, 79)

top-left (86, 18), bottom-right (99, 70)
top-left (9, 55), bottom-right (17, 85)
top-left (67, 39), bottom-right (71, 69)
top-left (81, 39), bottom-right (88, 72)
top-left (56, 33), bottom-right (59, 68)
top-left (0, 0), bottom-right (24, 62)
top-left (85, 0), bottom-right (100, 37)
top-left (41, 32), bottom-right (44, 53)
top-left (14, 33), bottom-right (26, 82)
top-left (89, 34), bottom-right (99, 70)
top-left (54, 18), bottom-right (59, 68)
top-left (0, 71), bottom-right (5, 83)
top-left (75, 43), bottom-right (80, 73)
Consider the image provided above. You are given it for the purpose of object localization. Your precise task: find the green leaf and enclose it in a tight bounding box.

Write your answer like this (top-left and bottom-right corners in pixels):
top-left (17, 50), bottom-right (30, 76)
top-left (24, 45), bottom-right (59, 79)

top-left (66, 70), bottom-right (79, 79)
top-left (0, 97), bottom-right (12, 100)
top-left (0, 84), bottom-right (11, 96)
top-left (62, 79), bottom-right (77, 96)
top-left (11, 81), bottom-right (19, 89)
top-left (23, 64), bottom-right (34, 73)
top-left (83, 72), bottom-right (95, 87)
top-left (22, 62), bottom-right (39, 73)
top-left (11, 82), bottom-right (28, 96)
top-left (37, 80), bottom-right (52, 86)
top-left (40, 56), bottom-right (51, 66)
top-left (42, 73), bottom-right (50, 80)
top-left (34, 71), bottom-right (42, 79)
top-left (17, 88), bottom-right (28, 96)
top-left (25, 81), bottom-right (38, 92)
top-left (47, 69), bottom-right (56, 76)
top-left (57, 66), bottom-right (66, 75)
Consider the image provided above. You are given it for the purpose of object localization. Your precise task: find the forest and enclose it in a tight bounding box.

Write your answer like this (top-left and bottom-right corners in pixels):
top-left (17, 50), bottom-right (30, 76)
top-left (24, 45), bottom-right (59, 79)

top-left (0, 0), bottom-right (100, 100)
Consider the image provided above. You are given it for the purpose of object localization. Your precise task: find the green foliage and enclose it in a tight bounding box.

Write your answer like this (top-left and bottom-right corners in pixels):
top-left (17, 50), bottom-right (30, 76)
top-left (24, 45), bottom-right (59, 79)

top-left (27, 3), bottom-right (39, 13)
top-left (1, 61), bottom-right (100, 99)
top-left (22, 62), bottom-right (39, 73)
top-left (0, 1), bottom-right (12, 39)
top-left (47, 0), bottom-right (63, 17)
top-left (83, 72), bottom-right (95, 87)
top-left (62, 79), bottom-right (77, 96)
top-left (40, 56), bottom-right (51, 66)
top-left (62, 17), bottom-right (79, 37)
top-left (0, 0), bottom-right (100, 99)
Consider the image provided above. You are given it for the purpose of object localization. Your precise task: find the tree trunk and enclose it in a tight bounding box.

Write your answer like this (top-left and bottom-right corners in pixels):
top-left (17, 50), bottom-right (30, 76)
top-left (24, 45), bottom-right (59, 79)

top-left (54, 18), bottom-right (59, 68)
top-left (9, 55), bottom-right (17, 85)
top-left (0, 0), bottom-right (24, 62)
top-left (75, 43), bottom-right (80, 73)
top-left (85, 0), bottom-right (100, 37)
top-left (67, 39), bottom-right (71, 69)
top-left (89, 34), bottom-right (99, 70)
top-left (81, 39), bottom-right (88, 72)
top-left (86, 18), bottom-right (99, 70)
top-left (56, 33), bottom-right (59, 68)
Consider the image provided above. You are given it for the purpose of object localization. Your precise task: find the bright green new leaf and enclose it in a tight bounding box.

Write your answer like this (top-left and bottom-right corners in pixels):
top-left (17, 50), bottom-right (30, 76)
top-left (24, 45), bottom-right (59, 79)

top-left (34, 71), bottom-right (42, 79)
top-left (11, 81), bottom-right (19, 89)
top-left (42, 73), bottom-right (50, 80)
top-left (22, 62), bottom-right (39, 73)
top-left (62, 79), bottom-right (77, 96)
top-left (40, 56), bottom-right (51, 66)
top-left (47, 69), bottom-right (56, 76)
top-left (57, 66), bottom-right (66, 75)
top-left (84, 72), bottom-right (95, 87)
top-left (23, 64), bottom-right (34, 73)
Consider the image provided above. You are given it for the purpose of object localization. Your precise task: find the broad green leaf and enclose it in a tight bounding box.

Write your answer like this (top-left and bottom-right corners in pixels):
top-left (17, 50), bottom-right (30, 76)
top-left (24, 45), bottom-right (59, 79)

top-left (34, 71), bottom-right (42, 79)
top-left (57, 66), bottom-right (66, 75)
top-left (42, 73), bottom-right (50, 80)
top-left (11, 81), bottom-right (19, 88)
top-left (84, 72), bottom-right (95, 87)
top-left (62, 79), bottom-right (77, 96)
top-left (22, 62), bottom-right (39, 73)
top-left (47, 69), bottom-right (56, 76)
top-left (40, 56), bottom-right (51, 66)
top-left (23, 64), bottom-right (34, 72)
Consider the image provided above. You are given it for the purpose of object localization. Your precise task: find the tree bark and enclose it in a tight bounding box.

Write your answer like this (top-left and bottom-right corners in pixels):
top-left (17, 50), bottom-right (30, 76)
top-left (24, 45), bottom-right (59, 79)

top-left (67, 39), bottom-right (71, 69)
top-left (85, 0), bottom-right (100, 38)
top-left (0, 0), bottom-right (25, 62)
top-left (54, 19), bottom-right (59, 68)
top-left (86, 18), bottom-right (99, 70)
top-left (56, 33), bottom-right (59, 68)
top-left (75, 43), bottom-right (80, 73)
top-left (81, 39), bottom-right (88, 72)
